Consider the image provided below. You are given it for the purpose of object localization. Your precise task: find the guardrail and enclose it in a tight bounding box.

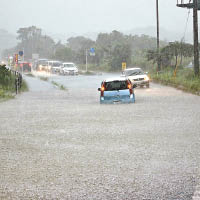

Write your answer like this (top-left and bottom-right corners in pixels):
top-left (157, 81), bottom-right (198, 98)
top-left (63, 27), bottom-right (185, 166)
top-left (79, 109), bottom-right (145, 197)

top-left (12, 70), bottom-right (22, 94)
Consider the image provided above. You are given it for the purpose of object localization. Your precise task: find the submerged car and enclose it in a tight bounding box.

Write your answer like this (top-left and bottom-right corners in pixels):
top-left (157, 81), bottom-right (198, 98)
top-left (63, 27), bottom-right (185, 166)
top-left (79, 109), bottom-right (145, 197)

top-left (60, 62), bottom-right (78, 75)
top-left (98, 77), bottom-right (136, 104)
top-left (122, 67), bottom-right (150, 88)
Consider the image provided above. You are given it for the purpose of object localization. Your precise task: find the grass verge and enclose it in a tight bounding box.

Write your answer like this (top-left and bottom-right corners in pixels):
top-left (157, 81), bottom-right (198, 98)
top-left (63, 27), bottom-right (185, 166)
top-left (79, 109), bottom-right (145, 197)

top-left (39, 76), bottom-right (49, 81)
top-left (25, 73), bottom-right (35, 77)
top-left (150, 68), bottom-right (200, 95)
top-left (0, 79), bottom-right (28, 101)
top-left (51, 81), bottom-right (67, 91)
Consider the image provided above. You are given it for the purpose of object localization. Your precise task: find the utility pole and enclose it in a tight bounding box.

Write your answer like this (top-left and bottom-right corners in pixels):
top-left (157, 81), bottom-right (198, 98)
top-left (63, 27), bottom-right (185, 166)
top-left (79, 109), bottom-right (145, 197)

top-left (156, 0), bottom-right (161, 71)
top-left (177, 0), bottom-right (199, 76)
top-left (193, 0), bottom-right (199, 76)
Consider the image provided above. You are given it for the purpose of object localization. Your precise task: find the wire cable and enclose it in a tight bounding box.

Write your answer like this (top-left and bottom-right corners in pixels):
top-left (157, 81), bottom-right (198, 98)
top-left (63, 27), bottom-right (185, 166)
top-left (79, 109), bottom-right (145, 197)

top-left (181, 0), bottom-right (192, 42)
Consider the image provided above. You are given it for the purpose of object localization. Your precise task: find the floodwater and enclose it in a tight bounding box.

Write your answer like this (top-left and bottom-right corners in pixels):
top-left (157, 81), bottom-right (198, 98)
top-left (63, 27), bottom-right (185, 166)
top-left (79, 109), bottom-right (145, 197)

top-left (0, 72), bottom-right (200, 199)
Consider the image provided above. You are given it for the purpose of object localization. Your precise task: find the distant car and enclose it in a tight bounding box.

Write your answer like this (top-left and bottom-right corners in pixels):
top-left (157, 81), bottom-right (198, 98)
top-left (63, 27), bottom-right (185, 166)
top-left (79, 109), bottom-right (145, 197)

top-left (18, 62), bottom-right (32, 72)
top-left (35, 59), bottom-right (48, 71)
top-left (60, 62), bottom-right (78, 75)
top-left (47, 61), bottom-right (62, 73)
top-left (122, 68), bottom-right (150, 88)
top-left (98, 77), bottom-right (136, 104)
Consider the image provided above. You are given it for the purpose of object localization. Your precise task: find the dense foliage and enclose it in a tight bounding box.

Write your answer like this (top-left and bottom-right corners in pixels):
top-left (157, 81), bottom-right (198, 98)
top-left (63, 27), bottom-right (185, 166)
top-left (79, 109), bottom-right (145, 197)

top-left (0, 65), bottom-right (15, 90)
top-left (3, 26), bottom-right (167, 71)
top-left (147, 41), bottom-right (193, 69)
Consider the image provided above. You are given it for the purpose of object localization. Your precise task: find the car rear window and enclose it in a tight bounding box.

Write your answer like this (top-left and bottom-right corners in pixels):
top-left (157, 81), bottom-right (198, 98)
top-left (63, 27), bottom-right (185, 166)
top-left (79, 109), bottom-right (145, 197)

top-left (23, 64), bottom-right (29, 67)
top-left (105, 80), bottom-right (128, 91)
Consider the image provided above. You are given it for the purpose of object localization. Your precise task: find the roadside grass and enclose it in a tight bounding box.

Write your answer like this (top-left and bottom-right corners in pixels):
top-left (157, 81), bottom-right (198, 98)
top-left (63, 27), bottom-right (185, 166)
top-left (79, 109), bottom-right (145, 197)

top-left (0, 65), bottom-right (20, 100)
top-left (0, 89), bottom-right (15, 102)
top-left (39, 76), bottom-right (49, 81)
top-left (51, 81), bottom-right (67, 91)
top-left (79, 70), bottom-right (97, 75)
top-left (21, 80), bottom-right (29, 92)
top-left (150, 68), bottom-right (200, 95)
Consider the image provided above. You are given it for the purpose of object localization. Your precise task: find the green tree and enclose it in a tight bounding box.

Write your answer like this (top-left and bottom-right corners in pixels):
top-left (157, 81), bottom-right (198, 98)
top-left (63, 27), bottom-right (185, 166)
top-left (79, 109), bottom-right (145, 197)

top-left (147, 41), bottom-right (193, 69)
top-left (16, 26), bottom-right (55, 59)
top-left (110, 42), bottom-right (132, 70)
top-left (53, 47), bottom-right (74, 62)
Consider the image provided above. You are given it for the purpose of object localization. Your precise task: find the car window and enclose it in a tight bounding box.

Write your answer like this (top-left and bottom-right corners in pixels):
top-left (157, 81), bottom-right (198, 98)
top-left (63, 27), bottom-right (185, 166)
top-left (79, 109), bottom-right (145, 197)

top-left (105, 80), bottom-right (128, 91)
top-left (64, 64), bottom-right (74, 68)
top-left (125, 69), bottom-right (144, 76)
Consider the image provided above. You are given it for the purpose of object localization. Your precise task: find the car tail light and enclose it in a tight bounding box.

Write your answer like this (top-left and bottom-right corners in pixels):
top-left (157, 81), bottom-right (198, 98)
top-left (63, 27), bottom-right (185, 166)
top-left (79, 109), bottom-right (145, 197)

top-left (127, 80), bottom-right (133, 94)
top-left (101, 84), bottom-right (105, 97)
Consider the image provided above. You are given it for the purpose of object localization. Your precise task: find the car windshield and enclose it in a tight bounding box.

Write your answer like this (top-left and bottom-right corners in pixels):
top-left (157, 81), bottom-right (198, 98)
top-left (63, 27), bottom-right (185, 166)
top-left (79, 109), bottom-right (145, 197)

top-left (105, 80), bottom-right (128, 91)
top-left (63, 64), bottom-right (74, 68)
top-left (38, 60), bottom-right (48, 65)
top-left (125, 69), bottom-right (144, 76)
top-left (52, 62), bottom-right (61, 67)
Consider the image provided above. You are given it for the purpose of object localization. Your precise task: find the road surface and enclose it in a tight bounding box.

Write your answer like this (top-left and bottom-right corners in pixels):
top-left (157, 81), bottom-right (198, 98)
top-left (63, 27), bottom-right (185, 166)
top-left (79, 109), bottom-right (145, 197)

top-left (0, 73), bottom-right (200, 199)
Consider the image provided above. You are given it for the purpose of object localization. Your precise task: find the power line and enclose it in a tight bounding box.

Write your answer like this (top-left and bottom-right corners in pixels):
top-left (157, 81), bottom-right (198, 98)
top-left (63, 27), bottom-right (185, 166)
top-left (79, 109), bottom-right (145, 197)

top-left (182, 6), bottom-right (191, 42)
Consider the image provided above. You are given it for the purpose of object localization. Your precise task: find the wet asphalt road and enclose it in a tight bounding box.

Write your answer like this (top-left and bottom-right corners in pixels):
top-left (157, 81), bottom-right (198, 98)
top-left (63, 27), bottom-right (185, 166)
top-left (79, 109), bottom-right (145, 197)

top-left (0, 73), bottom-right (200, 200)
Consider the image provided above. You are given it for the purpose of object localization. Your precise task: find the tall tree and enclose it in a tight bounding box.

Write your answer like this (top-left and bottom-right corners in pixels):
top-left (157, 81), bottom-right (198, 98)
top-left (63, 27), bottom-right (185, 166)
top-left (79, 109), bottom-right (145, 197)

top-left (16, 26), bottom-right (55, 59)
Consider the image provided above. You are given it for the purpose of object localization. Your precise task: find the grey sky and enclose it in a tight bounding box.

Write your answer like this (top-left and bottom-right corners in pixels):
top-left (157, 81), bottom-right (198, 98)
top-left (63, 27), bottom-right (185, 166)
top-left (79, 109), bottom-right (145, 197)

top-left (0, 0), bottom-right (194, 36)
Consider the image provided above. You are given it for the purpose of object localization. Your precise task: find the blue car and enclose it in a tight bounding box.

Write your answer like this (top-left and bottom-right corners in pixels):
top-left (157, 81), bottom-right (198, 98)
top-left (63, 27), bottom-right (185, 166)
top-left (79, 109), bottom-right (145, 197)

top-left (98, 77), bottom-right (136, 104)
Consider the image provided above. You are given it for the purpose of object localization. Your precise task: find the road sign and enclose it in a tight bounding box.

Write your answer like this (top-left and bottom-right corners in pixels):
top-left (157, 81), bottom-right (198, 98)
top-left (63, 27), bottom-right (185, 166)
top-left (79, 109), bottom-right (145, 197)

top-left (90, 48), bottom-right (95, 56)
top-left (122, 62), bottom-right (126, 71)
top-left (19, 51), bottom-right (23, 57)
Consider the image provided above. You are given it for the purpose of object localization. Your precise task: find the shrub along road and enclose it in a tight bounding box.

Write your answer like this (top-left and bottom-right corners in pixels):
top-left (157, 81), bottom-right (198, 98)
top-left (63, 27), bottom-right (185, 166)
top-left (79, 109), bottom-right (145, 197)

top-left (0, 74), bottom-right (200, 199)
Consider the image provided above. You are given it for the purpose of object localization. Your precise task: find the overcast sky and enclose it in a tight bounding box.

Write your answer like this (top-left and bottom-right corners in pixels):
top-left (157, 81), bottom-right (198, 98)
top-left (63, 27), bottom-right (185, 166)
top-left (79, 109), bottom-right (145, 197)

top-left (0, 0), bottom-right (194, 36)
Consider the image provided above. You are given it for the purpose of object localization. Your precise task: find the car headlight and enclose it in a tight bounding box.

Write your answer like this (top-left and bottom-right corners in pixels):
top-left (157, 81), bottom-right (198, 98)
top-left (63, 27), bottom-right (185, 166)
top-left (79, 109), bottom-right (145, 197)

top-left (144, 76), bottom-right (149, 81)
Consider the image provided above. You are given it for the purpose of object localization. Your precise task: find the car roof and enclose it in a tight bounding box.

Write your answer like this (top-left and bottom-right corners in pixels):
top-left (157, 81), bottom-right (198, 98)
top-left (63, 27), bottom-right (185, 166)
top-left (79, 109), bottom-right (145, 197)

top-left (124, 67), bottom-right (141, 71)
top-left (38, 59), bottom-right (48, 61)
top-left (104, 77), bottom-right (128, 82)
top-left (63, 62), bottom-right (74, 64)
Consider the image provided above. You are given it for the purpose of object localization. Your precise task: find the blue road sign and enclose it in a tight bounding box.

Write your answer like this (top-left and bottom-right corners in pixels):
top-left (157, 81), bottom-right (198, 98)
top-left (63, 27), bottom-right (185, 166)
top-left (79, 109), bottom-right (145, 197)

top-left (90, 48), bottom-right (95, 56)
top-left (19, 51), bottom-right (23, 56)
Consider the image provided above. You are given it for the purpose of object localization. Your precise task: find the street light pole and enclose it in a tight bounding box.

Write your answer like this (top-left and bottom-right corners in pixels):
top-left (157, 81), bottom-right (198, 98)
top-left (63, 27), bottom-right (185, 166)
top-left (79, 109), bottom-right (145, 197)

top-left (156, 0), bottom-right (161, 71)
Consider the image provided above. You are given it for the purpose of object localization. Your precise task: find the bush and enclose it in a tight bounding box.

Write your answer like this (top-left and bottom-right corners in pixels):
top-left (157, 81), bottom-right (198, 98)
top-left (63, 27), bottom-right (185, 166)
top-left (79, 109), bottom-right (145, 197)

top-left (0, 65), bottom-right (28, 99)
top-left (0, 65), bottom-right (15, 90)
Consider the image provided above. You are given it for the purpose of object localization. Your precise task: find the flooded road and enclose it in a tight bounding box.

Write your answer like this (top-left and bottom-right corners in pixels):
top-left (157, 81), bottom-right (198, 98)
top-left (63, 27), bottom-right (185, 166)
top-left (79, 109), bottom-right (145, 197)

top-left (0, 73), bottom-right (200, 199)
